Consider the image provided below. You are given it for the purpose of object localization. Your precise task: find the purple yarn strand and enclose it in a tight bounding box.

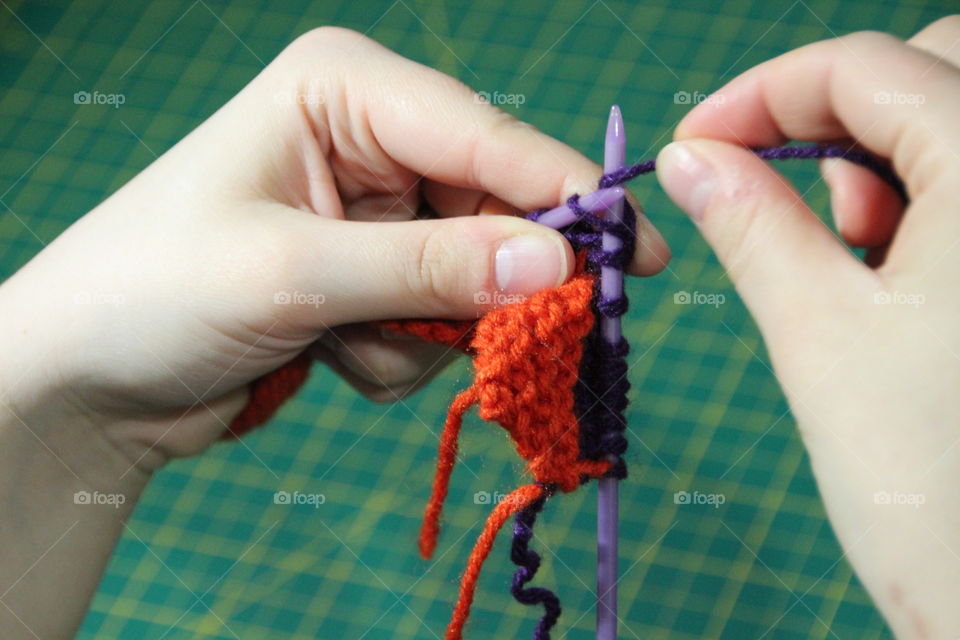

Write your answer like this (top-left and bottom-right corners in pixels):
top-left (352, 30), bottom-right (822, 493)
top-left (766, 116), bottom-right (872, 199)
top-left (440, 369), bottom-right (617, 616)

top-left (595, 144), bottom-right (905, 199)
top-left (510, 490), bottom-right (561, 640)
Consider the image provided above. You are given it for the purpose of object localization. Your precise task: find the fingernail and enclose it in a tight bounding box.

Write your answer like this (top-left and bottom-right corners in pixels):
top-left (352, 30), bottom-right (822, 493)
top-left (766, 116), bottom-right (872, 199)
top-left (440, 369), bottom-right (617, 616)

top-left (820, 158), bottom-right (846, 230)
top-left (657, 142), bottom-right (716, 222)
top-left (495, 235), bottom-right (566, 295)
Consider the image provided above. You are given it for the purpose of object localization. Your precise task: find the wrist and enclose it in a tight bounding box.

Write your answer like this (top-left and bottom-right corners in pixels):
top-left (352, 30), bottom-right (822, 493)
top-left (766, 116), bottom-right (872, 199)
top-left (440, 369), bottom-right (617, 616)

top-left (0, 282), bottom-right (154, 486)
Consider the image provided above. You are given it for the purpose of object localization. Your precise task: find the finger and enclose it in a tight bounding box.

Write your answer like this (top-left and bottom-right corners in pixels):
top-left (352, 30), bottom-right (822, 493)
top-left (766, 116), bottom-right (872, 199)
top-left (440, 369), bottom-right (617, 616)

top-left (342, 191), bottom-right (421, 222)
top-left (269, 28), bottom-right (599, 211)
top-left (625, 189), bottom-right (672, 276)
top-left (289, 29), bottom-right (671, 275)
top-left (820, 157), bottom-right (903, 248)
top-left (656, 138), bottom-right (871, 333)
top-left (309, 342), bottom-right (438, 403)
top-left (423, 181), bottom-right (672, 277)
top-left (365, 74), bottom-right (673, 276)
top-left (311, 323), bottom-right (460, 389)
top-left (908, 15), bottom-right (960, 70)
top-left (278, 210), bottom-right (575, 327)
top-left (421, 180), bottom-right (522, 218)
top-left (674, 31), bottom-right (960, 201)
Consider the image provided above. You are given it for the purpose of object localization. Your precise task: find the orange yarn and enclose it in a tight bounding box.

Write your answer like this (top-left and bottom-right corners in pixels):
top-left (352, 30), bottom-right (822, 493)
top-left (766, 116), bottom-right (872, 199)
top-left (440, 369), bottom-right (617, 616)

top-left (224, 352), bottom-right (312, 439)
top-left (380, 319), bottom-right (477, 353)
top-left (227, 256), bottom-right (609, 639)
top-left (413, 266), bottom-right (610, 558)
top-left (446, 483), bottom-right (546, 640)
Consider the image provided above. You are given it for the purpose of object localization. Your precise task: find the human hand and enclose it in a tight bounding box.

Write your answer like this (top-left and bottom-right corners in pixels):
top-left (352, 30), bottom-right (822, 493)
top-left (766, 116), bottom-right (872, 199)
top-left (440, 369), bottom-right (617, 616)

top-left (0, 27), bottom-right (669, 473)
top-left (656, 16), bottom-right (960, 639)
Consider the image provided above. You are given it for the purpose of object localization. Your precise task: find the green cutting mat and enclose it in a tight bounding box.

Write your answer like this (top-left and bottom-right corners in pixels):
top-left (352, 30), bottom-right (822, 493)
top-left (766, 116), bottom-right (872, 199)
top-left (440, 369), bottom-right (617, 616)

top-left (0, 1), bottom-right (950, 638)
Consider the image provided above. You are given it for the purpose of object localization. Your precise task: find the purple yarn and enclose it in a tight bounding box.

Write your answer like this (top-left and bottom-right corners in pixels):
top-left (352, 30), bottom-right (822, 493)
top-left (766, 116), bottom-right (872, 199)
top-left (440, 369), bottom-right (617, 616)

top-left (509, 143), bottom-right (902, 638)
top-left (509, 488), bottom-right (561, 640)
top-left (572, 197), bottom-right (634, 476)
top-left (596, 144), bottom-right (906, 199)
top-left (752, 145), bottom-right (904, 195)
top-left (598, 159), bottom-right (656, 189)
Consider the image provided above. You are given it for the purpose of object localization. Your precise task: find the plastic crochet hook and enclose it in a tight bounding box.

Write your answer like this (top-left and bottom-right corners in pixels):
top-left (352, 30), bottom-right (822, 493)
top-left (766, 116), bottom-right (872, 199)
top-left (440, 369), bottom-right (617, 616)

top-left (597, 105), bottom-right (624, 640)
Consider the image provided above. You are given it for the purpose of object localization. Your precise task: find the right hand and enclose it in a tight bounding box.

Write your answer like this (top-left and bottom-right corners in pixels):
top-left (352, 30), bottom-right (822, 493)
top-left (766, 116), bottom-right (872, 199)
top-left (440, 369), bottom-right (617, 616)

top-left (656, 16), bottom-right (960, 639)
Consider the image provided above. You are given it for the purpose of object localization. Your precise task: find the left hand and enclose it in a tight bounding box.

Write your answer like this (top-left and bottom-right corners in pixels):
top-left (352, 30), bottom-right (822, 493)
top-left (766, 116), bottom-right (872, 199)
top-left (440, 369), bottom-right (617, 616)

top-left (0, 27), bottom-right (670, 472)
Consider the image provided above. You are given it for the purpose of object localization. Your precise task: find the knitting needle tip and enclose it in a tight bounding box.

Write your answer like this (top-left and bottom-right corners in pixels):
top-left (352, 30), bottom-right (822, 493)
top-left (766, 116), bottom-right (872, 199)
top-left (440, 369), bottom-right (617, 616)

top-left (605, 105), bottom-right (625, 169)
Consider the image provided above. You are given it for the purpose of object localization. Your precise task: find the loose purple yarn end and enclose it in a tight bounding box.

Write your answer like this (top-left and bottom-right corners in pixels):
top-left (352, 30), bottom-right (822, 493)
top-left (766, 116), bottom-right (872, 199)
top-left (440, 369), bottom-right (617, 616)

top-left (510, 490), bottom-right (561, 640)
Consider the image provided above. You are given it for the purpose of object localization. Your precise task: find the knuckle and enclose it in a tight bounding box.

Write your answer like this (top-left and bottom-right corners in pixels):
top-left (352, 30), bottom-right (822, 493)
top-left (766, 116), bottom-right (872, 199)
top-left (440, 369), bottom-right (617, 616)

top-left (278, 27), bottom-right (370, 69)
top-left (291, 26), bottom-right (367, 52)
top-left (468, 108), bottom-right (523, 188)
top-left (917, 15), bottom-right (960, 40)
top-left (842, 30), bottom-right (902, 55)
top-left (406, 228), bottom-right (461, 311)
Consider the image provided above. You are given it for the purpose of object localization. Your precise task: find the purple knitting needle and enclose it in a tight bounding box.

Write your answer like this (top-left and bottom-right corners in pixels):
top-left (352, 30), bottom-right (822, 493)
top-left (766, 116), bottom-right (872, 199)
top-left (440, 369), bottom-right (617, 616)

top-left (535, 186), bottom-right (626, 229)
top-left (596, 105), bottom-right (624, 640)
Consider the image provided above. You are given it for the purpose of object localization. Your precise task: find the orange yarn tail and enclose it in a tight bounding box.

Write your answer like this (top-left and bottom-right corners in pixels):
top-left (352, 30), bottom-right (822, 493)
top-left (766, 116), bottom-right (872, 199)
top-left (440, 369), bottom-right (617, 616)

top-left (420, 387), bottom-right (478, 559)
top-left (446, 483), bottom-right (546, 640)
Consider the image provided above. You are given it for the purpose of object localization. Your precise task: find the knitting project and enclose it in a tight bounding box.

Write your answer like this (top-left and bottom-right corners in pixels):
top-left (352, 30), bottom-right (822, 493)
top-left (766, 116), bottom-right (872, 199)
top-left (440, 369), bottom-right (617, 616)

top-left (225, 143), bottom-right (904, 640)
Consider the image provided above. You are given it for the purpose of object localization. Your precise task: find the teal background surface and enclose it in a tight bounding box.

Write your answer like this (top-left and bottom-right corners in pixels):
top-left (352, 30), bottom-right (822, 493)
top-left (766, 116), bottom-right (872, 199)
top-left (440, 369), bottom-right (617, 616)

top-left (0, 1), bottom-right (951, 638)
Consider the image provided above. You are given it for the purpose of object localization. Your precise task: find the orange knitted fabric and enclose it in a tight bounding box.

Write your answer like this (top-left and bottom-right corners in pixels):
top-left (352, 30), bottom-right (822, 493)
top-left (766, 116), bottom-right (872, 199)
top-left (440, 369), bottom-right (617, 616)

top-left (408, 266), bottom-right (610, 551)
top-left (224, 352), bottom-right (312, 439)
top-left (408, 264), bottom-right (611, 639)
top-left (380, 319), bottom-right (477, 353)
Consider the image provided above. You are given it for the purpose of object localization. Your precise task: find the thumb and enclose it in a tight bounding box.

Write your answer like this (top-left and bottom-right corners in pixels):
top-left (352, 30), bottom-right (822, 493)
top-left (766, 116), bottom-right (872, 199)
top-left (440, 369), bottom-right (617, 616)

top-left (289, 214), bottom-right (574, 326)
top-left (656, 138), bottom-right (867, 330)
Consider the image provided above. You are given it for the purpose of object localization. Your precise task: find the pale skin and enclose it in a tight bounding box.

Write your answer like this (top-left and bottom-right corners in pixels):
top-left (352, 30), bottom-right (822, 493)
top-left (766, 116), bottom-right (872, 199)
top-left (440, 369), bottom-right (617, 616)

top-left (658, 16), bottom-right (960, 640)
top-left (0, 16), bottom-right (956, 640)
